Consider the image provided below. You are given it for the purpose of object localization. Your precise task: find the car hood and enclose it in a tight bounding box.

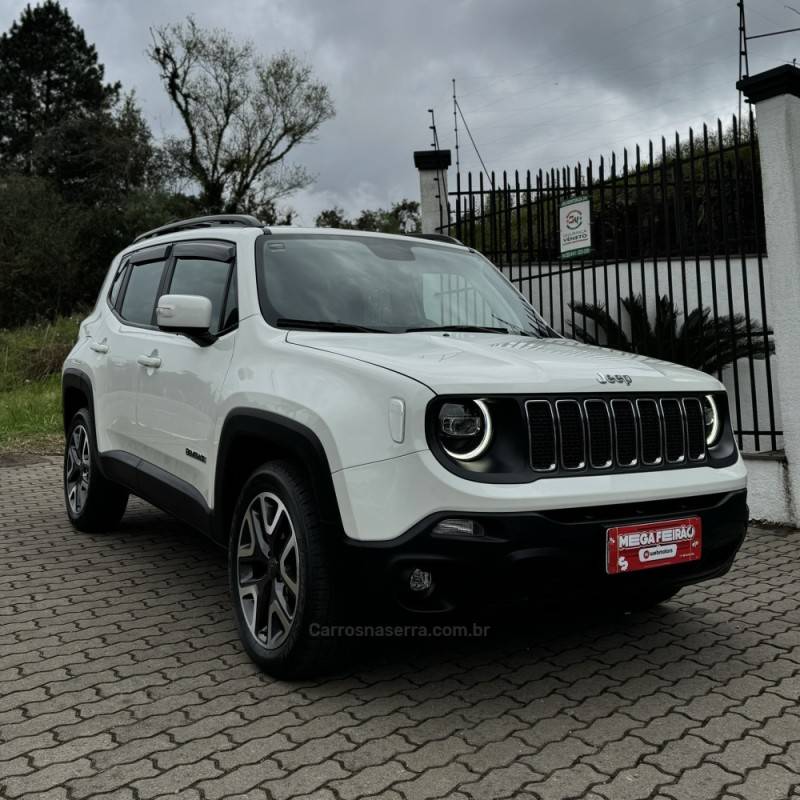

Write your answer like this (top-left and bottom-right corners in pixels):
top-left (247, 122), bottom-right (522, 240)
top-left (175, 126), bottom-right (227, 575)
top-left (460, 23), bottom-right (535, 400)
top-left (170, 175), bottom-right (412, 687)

top-left (286, 331), bottom-right (722, 395)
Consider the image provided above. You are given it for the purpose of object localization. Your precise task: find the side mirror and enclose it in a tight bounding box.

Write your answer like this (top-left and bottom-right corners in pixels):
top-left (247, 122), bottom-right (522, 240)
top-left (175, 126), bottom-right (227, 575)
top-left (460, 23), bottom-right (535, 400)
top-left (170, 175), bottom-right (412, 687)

top-left (156, 294), bottom-right (213, 337)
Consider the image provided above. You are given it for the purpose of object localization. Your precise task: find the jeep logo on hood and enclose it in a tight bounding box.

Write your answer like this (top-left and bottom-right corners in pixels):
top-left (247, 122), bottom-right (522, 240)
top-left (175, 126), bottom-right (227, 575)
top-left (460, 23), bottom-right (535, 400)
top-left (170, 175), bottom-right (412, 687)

top-left (597, 372), bottom-right (632, 386)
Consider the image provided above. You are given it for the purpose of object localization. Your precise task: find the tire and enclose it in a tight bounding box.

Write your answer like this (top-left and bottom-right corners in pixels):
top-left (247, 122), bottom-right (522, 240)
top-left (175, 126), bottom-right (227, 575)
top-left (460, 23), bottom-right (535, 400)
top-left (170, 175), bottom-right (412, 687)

top-left (63, 408), bottom-right (129, 532)
top-left (228, 460), bottom-right (343, 678)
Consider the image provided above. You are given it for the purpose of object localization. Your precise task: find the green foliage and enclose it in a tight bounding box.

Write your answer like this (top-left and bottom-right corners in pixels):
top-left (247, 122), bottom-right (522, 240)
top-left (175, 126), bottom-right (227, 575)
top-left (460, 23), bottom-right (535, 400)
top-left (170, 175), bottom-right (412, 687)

top-left (0, 374), bottom-right (62, 453)
top-left (70, 189), bottom-right (200, 303)
top-left (0, 312), bottom-right (81, 386)
top-left (315, 207), bottom-right (346, 228)
top-left (0, 313), bottom-right (81, 452)
top-left (0, 174), bottom-right (199, 328)
top-left (0, 4), bottom-right (202, 329)
top-left (0, 6), bottom-right (341, 331)
top-left (570, 294), bottom-right (774, 374)
top-left (246, 198), bottom-right (294, 226)
top-left (315, 200), bottom-right (421, 234)
top-left (0, 175), bottom-right (82, 326)
top-left (0, 0), bottom-right (119, 172)
top-left (33, 93), bottom-right (164, 204)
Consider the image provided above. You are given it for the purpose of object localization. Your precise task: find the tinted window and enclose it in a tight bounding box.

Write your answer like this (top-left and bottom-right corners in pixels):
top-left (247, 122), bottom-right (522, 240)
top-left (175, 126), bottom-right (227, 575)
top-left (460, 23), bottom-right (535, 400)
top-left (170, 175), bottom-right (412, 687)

top-left (108, 261), bottom-right (128, 308)
top-left (168, 258), bottom-right (231, 334)
top-left (221, 270), bottom-right (238, 331)
top-left (119, 260), bottom-right (165, 325)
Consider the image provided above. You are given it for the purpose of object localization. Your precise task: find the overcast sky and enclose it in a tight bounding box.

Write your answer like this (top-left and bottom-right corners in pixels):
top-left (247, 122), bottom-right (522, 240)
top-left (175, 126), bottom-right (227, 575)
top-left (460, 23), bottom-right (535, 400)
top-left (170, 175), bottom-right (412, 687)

top-left (2, 0), bottom-right (798, 224)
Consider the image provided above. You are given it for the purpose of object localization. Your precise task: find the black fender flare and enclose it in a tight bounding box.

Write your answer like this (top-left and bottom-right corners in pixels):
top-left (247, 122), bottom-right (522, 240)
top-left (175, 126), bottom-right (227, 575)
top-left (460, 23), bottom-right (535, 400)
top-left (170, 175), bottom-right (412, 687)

top-left (62, 368), bottom-right (95, 434)
top-left (213, 408), bottom-right (343, 544)
top-left (62, 367), bottom-right (112, 479)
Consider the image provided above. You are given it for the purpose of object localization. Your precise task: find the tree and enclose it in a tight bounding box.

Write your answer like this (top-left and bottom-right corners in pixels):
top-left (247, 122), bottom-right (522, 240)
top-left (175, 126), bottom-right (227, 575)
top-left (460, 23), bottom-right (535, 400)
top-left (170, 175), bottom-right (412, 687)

top-left (371, 199), bottom-right (421, 233)
top-left (570, 294), bottom-right (774, 375)
top-left (315, 200), bottom-right (421, 233)
top-left (33, 93), bottom-right (163, 205)
top-left (147, 17), bottom-right (334, 213)
top-left (0, 175), bottom-right (81, 326)
top-left (0, 1), bottom-right (119, 173)
top-left (315, 207), bottom-right (352, 229)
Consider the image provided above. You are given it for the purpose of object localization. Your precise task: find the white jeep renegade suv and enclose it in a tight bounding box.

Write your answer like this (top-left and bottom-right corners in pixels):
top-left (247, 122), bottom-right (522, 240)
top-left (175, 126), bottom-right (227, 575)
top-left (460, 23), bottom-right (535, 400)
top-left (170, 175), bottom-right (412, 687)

top-left (62, 214), bottom-right (748, 676)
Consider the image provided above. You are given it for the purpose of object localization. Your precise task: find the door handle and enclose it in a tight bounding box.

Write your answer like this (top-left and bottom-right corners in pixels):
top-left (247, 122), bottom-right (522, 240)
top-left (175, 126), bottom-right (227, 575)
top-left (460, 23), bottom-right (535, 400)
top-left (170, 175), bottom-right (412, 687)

top-left (89, 342), bottom-right (109, 354)
top-left (137, 355), bottom-right (162, 369)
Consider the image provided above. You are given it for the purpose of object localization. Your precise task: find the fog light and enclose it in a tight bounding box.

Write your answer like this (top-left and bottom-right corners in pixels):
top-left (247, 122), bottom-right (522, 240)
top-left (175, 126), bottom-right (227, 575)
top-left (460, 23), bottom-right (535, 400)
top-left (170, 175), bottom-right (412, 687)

top-left (432, 518), bottom-right (483, 537)
top-left (409, 568), bottom-right (433, 592)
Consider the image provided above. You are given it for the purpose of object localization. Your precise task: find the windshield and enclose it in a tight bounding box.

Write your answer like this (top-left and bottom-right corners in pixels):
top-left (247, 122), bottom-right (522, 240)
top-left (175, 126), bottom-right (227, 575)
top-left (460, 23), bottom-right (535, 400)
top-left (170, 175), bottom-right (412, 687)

top-left (255, 233), bottom-right (554, 336)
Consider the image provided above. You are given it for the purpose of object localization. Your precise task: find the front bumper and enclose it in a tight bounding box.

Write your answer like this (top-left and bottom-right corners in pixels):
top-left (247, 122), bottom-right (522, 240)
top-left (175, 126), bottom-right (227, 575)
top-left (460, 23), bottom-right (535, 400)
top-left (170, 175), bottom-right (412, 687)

top-left (333, 449), bottom-right (748, 542)
top-left (345, 489), bottom-right (748, 612)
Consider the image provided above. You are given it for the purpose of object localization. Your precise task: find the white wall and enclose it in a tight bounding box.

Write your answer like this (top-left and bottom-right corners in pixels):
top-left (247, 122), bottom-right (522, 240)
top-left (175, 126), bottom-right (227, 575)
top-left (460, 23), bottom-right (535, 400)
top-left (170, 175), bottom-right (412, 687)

top-left (750, 90), bottom-right (800, 526)
top-left (418, 169), bottom-right (448, 234)
top-left (744, 454), bottom-right (794, 525)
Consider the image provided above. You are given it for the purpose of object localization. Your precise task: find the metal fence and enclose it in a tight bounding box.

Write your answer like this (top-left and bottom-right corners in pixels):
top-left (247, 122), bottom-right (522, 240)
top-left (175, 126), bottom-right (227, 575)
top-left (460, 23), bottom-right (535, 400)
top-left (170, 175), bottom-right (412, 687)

top-left (438, 111), bottom-right (780, 453)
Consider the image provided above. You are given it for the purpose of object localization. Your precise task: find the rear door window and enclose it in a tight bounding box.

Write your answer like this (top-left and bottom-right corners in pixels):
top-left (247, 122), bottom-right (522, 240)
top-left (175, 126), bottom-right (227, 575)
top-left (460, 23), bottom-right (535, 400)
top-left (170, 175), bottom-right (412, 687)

top-left (119, 260), bottom-right (166, 326)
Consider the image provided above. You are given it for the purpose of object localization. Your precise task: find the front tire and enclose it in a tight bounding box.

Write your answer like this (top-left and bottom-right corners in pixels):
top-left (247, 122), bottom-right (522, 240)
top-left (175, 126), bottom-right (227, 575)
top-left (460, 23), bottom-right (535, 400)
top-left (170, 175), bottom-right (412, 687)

top-left (229, 461), bottom-right (342, 678)
top-left (63, 408), bottom-right (129, 532)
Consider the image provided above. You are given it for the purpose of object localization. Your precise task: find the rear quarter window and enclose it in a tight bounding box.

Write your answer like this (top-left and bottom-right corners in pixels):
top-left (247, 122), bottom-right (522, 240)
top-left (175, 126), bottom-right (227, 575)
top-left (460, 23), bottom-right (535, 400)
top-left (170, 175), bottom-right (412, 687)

top-left (107, 261), bottom-right (128, 309)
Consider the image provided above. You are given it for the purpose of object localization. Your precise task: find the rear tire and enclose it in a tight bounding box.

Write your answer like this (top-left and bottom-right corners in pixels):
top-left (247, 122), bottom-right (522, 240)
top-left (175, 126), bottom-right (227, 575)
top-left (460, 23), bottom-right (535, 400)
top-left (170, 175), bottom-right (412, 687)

top-left (63, 408), bottom-right (129, 532)
top-left (228, 460), bottom-right (343, 678)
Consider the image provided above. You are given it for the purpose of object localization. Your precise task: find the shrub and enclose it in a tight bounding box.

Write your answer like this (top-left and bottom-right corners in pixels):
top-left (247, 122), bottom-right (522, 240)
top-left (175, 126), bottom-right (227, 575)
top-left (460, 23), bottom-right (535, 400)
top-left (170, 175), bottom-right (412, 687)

top-left (570, 294), bottom-right (774, 374)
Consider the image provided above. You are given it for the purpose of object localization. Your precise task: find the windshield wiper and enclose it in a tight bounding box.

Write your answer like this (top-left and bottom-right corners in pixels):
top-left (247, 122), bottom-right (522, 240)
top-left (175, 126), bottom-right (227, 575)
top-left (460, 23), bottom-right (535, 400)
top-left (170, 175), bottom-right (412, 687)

top-left (490, 314), bottom-right (537, 336)
top-left (405, 324), bottom-right (511, 334)
top-left (275, 318), bottom-right (387, 333)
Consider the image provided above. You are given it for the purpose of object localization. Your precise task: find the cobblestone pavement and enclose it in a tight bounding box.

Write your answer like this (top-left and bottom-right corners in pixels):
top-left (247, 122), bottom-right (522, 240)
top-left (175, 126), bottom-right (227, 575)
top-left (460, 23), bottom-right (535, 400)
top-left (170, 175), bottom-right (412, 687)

top-left (1, 458), bottom-right (799, 800)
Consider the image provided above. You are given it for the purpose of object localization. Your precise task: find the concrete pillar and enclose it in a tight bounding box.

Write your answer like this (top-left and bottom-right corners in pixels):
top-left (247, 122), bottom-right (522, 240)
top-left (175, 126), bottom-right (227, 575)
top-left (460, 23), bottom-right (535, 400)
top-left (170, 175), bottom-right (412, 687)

top-left (413, 149), bottom-right (451, 233)
top-left (738, 65), bottom-right (800, 522)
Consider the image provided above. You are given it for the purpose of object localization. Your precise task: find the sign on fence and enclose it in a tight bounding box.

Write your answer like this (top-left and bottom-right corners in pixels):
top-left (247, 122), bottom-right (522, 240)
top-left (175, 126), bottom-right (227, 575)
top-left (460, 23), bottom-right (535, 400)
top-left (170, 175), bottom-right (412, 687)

top-left (559, 196), bottom-right (592, 259)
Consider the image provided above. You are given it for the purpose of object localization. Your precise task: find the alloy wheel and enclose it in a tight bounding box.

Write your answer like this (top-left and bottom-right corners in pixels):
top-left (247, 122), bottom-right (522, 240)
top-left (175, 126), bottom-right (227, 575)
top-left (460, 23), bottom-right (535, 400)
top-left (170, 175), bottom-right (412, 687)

top-left (65, 424), bottom-right (91, 515)
top-left (236, 491), bottom-right (301, 649)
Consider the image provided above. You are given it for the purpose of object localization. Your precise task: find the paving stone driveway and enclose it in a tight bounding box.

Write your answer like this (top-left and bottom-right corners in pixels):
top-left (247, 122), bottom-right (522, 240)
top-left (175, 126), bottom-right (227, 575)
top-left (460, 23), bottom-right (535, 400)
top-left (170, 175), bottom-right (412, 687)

top-left (1, 457), bottom-right (799, 800)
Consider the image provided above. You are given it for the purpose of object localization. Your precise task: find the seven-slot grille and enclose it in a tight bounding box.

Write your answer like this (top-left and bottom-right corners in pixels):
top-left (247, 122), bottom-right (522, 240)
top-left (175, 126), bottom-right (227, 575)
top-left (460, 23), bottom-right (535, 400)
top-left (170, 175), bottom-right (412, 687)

top-left (525, 396), bottom-right (707, 474)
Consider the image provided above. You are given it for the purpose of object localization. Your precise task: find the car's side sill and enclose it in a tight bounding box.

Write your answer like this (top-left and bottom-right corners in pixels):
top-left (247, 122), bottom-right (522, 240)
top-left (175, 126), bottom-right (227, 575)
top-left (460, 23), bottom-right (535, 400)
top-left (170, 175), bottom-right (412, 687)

top-left (99, 450), bottom-right (213, 537)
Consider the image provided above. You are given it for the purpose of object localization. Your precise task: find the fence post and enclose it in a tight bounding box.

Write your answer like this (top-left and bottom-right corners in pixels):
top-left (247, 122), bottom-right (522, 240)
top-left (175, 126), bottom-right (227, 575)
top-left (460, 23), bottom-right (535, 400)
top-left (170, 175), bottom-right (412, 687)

top-left (413, 149), bottom-right (451, 233)
top-left (738, 65), bottom-right (800, 523)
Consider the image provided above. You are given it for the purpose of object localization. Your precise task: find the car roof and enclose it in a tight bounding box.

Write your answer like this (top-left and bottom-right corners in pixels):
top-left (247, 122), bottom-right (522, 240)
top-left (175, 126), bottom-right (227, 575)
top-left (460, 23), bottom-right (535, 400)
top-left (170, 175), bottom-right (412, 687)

top-left (122, 225), bottom-right (467, 258)
top-left (267, 227), bottom-right (466, 248)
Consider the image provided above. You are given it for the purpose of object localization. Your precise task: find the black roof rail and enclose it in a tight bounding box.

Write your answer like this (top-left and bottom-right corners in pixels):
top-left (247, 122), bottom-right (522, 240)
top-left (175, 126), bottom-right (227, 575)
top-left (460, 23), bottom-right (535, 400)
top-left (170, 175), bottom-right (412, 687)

top-left (405, 232), bottom-right (464, 246)
top-left (132, 214), bottom-right (263, 244)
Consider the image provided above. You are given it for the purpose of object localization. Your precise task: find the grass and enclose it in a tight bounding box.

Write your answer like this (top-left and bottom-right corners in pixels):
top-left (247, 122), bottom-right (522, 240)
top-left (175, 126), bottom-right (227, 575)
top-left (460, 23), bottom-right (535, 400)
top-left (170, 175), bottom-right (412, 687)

top-left (0, 314), bottom-right (83, 454)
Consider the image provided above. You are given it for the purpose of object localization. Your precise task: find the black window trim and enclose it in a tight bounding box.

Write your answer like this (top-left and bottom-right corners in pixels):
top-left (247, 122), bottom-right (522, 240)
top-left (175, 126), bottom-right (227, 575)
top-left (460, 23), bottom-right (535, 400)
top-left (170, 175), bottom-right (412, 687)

top-left (110, 238), bottom-right (238, 335)
top-left (163, 242), bottom-right (237, 336)
top-left (218, 264), bottom-right (238, 336)
top-left (107, 257), bottom-right (130, 312)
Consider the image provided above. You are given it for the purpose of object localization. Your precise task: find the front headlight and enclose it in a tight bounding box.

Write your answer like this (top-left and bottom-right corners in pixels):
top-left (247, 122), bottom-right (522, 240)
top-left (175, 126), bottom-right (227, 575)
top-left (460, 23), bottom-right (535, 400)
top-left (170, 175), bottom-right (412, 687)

top-left (437, 399), bottom-right (492, 460)
top-left (703, 394), bottom-right (721, 446)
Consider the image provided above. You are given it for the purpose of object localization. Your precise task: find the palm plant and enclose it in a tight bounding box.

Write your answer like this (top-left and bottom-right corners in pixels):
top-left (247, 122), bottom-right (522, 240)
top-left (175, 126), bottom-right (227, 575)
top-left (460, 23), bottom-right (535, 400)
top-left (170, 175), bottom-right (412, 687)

top-left (570, 294), bottom-right (774, 375)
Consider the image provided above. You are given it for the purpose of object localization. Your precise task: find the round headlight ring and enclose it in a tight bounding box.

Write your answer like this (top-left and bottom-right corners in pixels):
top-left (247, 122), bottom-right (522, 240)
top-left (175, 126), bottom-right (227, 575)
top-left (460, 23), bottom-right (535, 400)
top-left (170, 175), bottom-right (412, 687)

top-left (440, 399), bottom-right (493, 461)
top-left (704, 394), bottom-right (721, 446)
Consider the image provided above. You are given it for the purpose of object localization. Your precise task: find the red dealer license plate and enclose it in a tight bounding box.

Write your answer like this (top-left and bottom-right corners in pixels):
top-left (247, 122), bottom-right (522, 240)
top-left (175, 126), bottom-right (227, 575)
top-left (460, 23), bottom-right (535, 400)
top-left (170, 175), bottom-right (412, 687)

top-left (606, 516), bottom-right (702, 575)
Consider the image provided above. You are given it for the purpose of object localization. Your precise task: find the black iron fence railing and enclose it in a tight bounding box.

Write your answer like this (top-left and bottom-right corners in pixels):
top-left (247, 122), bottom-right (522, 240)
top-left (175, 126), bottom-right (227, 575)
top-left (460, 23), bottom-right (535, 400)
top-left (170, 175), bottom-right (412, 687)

top-left (438, 111), bottom-right (780, 453)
